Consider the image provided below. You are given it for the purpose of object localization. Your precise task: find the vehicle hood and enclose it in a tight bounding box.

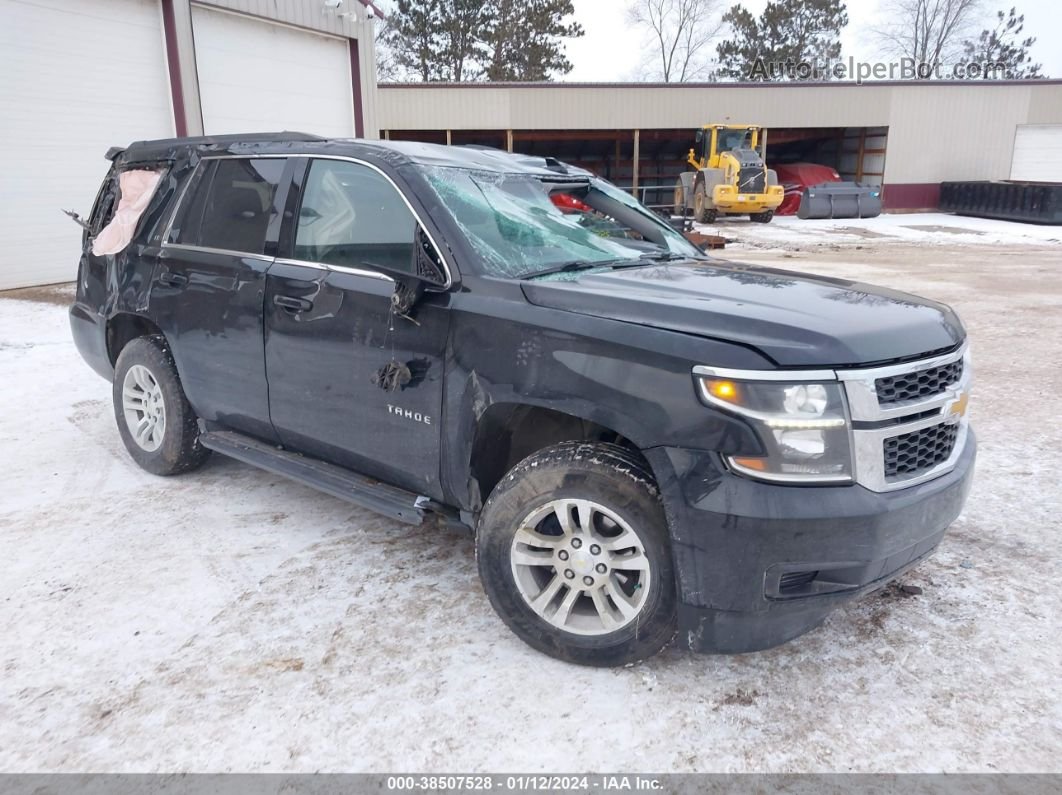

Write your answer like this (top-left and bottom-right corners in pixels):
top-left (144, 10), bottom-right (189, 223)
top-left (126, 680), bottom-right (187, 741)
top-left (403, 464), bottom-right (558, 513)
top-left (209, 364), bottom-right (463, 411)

top-left (520, 260), bottom-right (965, 367)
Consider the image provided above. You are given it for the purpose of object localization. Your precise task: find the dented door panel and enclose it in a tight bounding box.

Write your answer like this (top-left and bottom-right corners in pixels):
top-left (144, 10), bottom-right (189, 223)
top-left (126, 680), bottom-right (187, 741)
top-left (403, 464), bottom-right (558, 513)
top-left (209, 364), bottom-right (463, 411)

top-left (263, 261), bottom-right (450, 499)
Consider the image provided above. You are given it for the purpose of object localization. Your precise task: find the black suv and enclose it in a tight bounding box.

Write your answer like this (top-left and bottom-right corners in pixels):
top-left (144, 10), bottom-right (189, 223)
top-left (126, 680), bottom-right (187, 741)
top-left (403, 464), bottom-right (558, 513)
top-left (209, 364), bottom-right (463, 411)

top-left (70, 134), bottom-right (976, 666)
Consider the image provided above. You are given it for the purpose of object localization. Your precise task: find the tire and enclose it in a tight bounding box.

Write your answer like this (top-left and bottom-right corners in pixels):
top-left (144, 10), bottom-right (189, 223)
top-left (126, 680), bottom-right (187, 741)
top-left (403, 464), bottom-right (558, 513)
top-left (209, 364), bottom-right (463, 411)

top-left (672, 179), bottom-right (687, 215)
top-left (476, 441), bottom-right (676, 667)
top-left (750, 210), bottom-right (774, 224)
top-left (693, 184), bottom-right (714, 224)
top-left (112, 335), bottom-right (210, 476)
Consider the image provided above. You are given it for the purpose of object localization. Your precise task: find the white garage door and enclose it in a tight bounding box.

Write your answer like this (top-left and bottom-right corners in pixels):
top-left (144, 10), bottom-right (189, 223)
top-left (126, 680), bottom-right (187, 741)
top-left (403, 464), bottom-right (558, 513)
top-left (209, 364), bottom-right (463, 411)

top-left (0, 0), bottom-right (174, 290)
top-left (1010, 125), bottom-right (1062, 183)
top-left (192, 6), bottom-right (354, 138)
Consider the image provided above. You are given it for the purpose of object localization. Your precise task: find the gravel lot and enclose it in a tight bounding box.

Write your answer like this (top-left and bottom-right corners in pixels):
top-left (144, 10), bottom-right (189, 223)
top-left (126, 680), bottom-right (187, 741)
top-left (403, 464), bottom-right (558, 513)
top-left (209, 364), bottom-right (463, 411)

top-left (1, 214), bottom-right (1060, 773)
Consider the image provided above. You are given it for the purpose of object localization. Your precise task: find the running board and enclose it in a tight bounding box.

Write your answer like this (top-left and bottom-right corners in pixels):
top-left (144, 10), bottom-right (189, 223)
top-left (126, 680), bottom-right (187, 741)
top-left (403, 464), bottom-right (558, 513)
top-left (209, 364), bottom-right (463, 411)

top-left (199, 430), bottom-right (429, 525)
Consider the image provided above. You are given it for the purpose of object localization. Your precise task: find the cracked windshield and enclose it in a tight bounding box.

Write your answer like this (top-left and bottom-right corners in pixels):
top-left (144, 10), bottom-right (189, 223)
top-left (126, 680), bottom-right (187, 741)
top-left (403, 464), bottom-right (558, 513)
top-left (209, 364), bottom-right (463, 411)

top-left (423, 167), bottom-right (703, 278)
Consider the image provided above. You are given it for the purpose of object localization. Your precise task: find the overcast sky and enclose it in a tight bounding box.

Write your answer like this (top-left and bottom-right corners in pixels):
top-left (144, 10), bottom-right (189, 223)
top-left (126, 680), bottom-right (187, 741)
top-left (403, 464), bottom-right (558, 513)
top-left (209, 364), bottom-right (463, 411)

top-left (563, 0), bottom-right (1062, 81)
top-left (370, 0), bottom-right (1061, 81)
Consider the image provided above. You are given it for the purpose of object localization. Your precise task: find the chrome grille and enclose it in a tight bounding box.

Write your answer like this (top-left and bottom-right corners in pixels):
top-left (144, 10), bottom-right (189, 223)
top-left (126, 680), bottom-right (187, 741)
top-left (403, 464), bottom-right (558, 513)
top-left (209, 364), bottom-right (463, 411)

top-left (840, 345), bottom-right (970, 492)
top-left (884, 423), bottom-right (960, 478)
top-left (876, 359), bottom-right (964, 405)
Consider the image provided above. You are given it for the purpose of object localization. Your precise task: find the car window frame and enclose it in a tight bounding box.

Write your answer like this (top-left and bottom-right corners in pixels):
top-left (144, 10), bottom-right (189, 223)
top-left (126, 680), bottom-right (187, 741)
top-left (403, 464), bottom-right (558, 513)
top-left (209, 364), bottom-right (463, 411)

top-left (275, 155), bottom-right (454, 291)
top-left (161, 154), bottom-right (292, 261)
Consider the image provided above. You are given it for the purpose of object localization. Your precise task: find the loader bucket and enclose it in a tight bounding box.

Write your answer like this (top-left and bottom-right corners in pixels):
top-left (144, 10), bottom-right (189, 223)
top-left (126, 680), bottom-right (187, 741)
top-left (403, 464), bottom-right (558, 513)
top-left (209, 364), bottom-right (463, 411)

top-left (797, 182), bottom-right (882, 219)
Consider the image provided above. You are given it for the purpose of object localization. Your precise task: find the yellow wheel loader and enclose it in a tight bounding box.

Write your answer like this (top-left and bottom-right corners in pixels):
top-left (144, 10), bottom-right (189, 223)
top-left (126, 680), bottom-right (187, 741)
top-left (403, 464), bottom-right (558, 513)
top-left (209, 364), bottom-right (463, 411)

top-left (674, 125), bottom-right (785, 224)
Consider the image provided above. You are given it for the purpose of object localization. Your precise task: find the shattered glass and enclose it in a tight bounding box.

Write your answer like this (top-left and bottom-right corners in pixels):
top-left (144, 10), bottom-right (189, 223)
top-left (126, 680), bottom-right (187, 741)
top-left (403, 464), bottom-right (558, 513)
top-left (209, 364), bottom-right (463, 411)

top-left (422, 167), bottom-right (699, 278)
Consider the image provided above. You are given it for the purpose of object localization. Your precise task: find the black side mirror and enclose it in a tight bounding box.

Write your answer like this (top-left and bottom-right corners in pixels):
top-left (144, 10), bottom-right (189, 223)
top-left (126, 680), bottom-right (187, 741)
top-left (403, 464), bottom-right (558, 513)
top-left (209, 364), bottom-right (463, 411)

top-left (695, 129), bottom-right (704, 145)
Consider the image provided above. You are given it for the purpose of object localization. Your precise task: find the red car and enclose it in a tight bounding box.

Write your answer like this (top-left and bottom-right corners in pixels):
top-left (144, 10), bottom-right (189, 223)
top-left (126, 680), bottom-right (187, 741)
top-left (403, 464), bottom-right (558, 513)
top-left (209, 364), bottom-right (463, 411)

top-left (774, 162), bottom-right (842, 216)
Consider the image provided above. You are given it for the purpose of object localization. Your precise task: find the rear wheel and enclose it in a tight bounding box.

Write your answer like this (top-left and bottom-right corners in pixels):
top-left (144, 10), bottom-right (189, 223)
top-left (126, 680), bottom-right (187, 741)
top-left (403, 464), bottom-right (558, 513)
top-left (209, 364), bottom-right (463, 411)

top-left (750, 210), bottom-right (774, 223)
top-left (672, 179), bottom-right (687, 215)
top-left (112, 335), bottom-right (209, 476)
top-left (476, 442), bottom-right (676, 666)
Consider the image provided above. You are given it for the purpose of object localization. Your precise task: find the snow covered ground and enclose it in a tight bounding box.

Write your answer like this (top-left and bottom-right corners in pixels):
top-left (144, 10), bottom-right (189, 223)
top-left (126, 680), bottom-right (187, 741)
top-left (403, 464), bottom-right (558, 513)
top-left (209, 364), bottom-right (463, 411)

top-left (701, 211), bottom-right (1062, 252)
top-left (1, 224), bottom-right (1061, 773)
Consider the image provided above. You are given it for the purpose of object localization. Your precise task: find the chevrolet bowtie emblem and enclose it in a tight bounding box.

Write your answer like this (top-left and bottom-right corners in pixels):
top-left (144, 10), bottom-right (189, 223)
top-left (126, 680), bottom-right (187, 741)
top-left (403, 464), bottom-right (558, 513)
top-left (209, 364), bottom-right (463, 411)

top-left (950, 392), bottom-right (970, 417)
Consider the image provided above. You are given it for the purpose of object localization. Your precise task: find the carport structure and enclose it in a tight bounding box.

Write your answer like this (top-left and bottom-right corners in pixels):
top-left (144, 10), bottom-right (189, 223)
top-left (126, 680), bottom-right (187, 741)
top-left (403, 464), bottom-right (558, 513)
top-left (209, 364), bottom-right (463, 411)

top-left (378, 80), bottom-right (1062, 213)
top-left (388, 125), bottom-right (887, 212)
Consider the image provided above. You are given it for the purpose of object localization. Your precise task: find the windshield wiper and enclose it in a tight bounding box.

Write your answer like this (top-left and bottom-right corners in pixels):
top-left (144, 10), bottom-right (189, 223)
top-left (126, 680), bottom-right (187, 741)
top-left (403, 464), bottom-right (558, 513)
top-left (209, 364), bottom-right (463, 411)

top-left (636, 251), bottom-right (695, 262)
top-left (520, 259), bottom-right (631, 280)
top-left (520, 251), bottom-right (696, 280)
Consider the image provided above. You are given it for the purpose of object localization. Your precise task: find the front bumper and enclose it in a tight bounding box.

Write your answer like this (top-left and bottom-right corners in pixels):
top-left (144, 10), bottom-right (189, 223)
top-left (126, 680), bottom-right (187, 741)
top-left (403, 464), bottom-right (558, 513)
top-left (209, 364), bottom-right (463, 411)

top-left (645, 431), bottom-right (976, 654)
top-left (712, 185), bottom-right (784, 213)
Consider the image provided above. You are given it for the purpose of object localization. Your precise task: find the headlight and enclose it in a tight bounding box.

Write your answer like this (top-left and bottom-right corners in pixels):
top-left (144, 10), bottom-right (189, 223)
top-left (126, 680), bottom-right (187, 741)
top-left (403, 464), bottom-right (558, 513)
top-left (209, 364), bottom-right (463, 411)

top-left (697, 375), bottom-right (853, 483)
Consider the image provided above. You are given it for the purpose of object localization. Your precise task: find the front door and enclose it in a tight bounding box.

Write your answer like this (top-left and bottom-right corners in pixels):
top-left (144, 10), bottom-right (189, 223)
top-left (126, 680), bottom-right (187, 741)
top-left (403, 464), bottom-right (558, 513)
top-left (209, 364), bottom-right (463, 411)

top-left (264, 157), bottom-right (450, 499)
top-left (150, 156), bottom-right (289, 441)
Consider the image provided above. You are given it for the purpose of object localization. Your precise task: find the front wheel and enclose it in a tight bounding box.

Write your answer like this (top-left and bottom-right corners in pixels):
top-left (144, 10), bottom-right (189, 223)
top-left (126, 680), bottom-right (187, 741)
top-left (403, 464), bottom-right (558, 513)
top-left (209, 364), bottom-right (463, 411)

top-left (750, 210), bottom-right (774, 223)
top-left (476, 442), bottom-right (676, 666)
top-left (693, 185), bottom-right (717, 224)
top-left (112, 335), bottom-right (210, 476)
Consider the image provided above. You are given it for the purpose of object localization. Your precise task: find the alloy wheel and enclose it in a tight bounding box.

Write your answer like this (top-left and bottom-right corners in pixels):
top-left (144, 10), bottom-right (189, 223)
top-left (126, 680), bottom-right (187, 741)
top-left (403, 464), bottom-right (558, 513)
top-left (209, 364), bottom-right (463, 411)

top-left (510, 499), bottom-right (652, 636)
top-left (122, 364), bottom-right (167, 452)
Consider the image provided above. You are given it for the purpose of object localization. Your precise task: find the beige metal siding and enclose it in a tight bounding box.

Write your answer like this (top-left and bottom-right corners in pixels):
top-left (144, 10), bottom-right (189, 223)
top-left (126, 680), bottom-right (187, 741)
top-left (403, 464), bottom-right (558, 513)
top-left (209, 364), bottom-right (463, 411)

top-left (356, 31), bottom-right (380, 138)
top-left (380, 84), bottom-right (896, 130)
top-left (379, 82), bottom-right (1062, 183)
top-left (884, 84), bottom-right (1034, 183)
top-left (1025, 87), bottom-right (1062, 124)
top-left (382, 88), bottom-right (515, 130)
top-left (196, 0), bottom-right (370, 38)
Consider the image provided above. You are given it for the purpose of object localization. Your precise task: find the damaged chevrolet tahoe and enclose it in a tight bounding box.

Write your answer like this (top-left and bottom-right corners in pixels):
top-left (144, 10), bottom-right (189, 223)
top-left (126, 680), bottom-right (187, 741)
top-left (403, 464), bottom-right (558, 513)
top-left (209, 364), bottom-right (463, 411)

top-left (70, 134), bottom-right (975, 666)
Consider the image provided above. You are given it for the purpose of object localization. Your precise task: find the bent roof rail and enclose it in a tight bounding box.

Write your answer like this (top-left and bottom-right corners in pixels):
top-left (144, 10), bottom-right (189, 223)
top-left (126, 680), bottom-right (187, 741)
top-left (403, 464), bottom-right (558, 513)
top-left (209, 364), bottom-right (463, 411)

top-left (109, 134), bottom-right (596, 179)
top-left (112, 132), bottom-right (327, 163)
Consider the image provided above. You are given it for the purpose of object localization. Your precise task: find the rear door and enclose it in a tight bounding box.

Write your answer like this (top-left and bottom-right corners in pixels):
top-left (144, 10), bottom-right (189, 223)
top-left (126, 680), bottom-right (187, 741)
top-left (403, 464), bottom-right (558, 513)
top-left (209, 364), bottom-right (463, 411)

top-left (151, 156), bottom-right (290, 441)
top-left (264, 157), bottom-right (451, 499)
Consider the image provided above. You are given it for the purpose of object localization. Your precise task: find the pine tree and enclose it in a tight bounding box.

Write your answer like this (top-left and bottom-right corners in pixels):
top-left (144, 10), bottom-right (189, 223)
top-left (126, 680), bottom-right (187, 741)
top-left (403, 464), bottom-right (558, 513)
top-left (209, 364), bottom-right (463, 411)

top-left (960, 7), bottom-right (1044, 79)
top-left (384, 0), bottom-right (583, 82)
top-left (716, 0), bottom-right (848, 81)
top-left (437, 0), bottom-right (492, 82)
top-left (386, 0), bottom-right (445, 82)
top-left (485, 0), bottom-right (585, 81)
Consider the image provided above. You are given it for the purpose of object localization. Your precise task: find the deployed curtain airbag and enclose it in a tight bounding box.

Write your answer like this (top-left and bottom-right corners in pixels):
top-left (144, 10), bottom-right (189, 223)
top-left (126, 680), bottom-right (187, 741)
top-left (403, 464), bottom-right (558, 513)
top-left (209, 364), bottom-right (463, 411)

top-left (92, 169), bottom-right (163, 256)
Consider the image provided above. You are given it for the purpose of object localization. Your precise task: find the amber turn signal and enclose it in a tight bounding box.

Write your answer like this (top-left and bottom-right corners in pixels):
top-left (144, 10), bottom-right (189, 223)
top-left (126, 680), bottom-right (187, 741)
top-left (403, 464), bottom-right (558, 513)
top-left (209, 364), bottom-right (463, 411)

top-left (730, 456), bottom-right (767, 471)
top-left (703, 378), bottom-right (740, 403)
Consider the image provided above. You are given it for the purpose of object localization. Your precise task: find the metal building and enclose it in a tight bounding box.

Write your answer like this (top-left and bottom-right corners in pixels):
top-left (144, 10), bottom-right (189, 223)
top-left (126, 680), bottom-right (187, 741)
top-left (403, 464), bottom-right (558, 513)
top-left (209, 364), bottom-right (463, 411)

top-left (377, 80), bottom-right (1062, 211)
top-left (0, 0), bottom-right (380, 290)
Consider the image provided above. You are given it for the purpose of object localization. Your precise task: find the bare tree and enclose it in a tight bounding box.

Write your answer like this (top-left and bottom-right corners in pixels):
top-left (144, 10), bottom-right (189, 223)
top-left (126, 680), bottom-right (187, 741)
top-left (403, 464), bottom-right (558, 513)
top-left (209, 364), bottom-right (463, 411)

top-left (874, 0), bottom-right (985, 67)
top-left (627, 0), bottom-right (726, 82)
top-left (374, 15), bottom-right (401, 82)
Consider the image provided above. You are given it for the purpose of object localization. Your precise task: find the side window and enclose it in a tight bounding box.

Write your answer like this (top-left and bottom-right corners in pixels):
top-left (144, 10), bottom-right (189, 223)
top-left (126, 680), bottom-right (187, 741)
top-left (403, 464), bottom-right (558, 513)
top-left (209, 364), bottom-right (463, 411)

top-left (294, 159), bottom-right (416, 274)
top-left (170, 158), bottom-right (285, 254)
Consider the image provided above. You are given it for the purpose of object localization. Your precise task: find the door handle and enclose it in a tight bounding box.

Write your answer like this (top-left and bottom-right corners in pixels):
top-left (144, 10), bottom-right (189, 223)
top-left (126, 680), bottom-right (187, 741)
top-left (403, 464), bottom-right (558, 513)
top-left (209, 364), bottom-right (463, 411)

top-left (274, 295), bottom-right (313, 312)
top-left (157, 271), bottom-right (188, 288)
